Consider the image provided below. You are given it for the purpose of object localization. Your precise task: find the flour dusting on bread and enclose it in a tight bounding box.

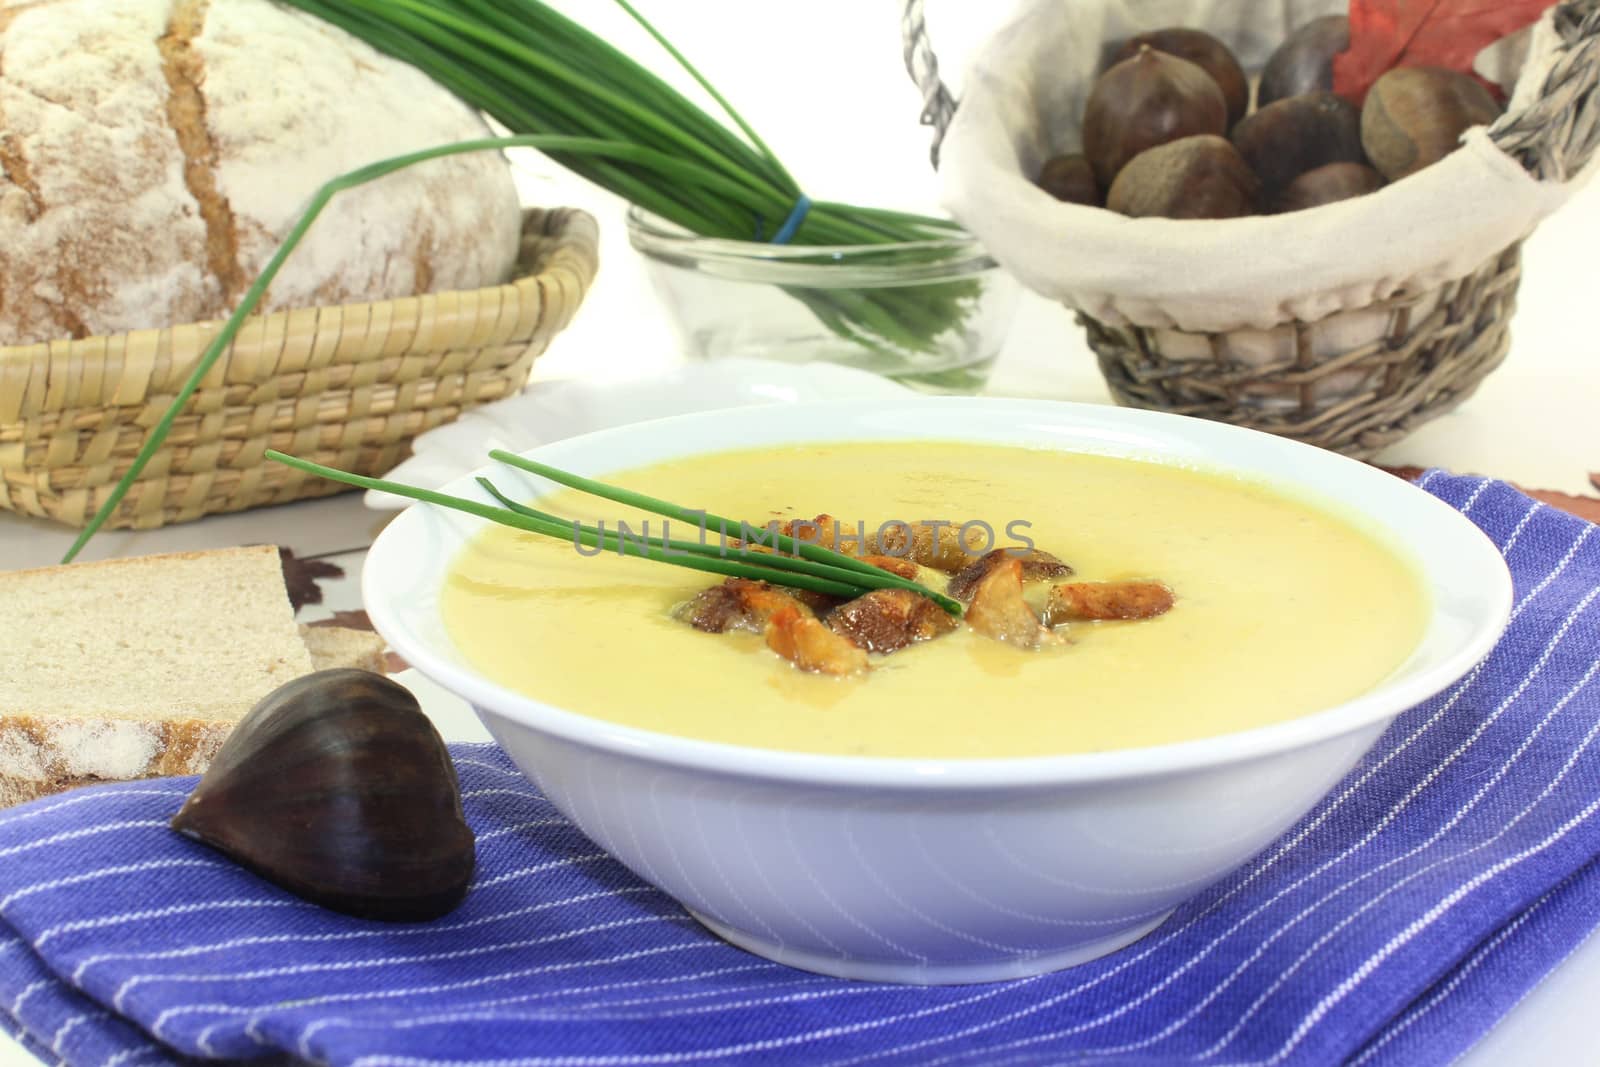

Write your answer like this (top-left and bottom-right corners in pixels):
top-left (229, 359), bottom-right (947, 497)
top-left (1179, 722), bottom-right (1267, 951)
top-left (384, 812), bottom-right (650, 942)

top-left (0, 0), bottom-right (521, 345)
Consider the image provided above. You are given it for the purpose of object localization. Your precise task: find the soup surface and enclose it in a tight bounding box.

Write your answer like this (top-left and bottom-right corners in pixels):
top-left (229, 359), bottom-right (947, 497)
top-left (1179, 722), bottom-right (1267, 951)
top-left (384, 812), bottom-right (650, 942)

top-left (442, 443), bottom-right (1428, 758)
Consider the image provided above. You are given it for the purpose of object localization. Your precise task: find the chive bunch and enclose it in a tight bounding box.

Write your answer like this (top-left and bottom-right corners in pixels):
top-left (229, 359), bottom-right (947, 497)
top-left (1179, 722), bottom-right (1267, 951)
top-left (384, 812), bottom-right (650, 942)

top-left (278, 0), bottom-right (981, 356)
top-left (266, 449), bottom-right (965, 615)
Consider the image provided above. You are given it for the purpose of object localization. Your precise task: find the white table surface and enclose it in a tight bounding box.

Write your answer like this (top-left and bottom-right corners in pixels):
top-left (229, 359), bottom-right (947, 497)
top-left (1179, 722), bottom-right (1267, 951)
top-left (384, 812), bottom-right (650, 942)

top-left (2, 3), bottom-right (1597, 1063)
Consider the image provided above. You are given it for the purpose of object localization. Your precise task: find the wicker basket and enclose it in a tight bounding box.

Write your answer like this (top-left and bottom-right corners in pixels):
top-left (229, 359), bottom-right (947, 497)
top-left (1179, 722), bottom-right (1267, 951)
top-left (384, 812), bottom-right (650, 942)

top-left (0, 206), bottom-right (598, 529)
top-left (901, 0), bottom-right (1600, 457)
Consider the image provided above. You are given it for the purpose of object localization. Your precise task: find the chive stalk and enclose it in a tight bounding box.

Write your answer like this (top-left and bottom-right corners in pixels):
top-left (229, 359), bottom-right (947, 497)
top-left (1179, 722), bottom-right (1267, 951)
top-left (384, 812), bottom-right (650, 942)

top-left (59, 134), bottom-right (758, 564)
top-left (486, 450), bottom-right (899, 583)
top-left (57, 3), bottom-right (984, 560)
top-left (263, 450), bottom-right (963, 615)
top-left (475, 478), bottom-right (935, 597)
top-left (475, 473), bottom-right (963, 612)
top-left (277, 0), bottom-right (981, 352)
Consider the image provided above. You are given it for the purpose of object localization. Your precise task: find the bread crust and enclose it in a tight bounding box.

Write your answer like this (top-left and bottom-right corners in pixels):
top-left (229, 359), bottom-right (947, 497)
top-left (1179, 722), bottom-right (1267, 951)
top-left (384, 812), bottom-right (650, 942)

top-left (2, 543), bottom-right (280, 582)
top-left (0, 624), bottom-right (390, 808)
top-left (0, 774), bottom-right (113, 810)
top-left (0, 713), bottom-right (232, 779)
top-left (0, 548), bottom-right (398, 809)
top-left (0, 0), bottom-right (520, 345)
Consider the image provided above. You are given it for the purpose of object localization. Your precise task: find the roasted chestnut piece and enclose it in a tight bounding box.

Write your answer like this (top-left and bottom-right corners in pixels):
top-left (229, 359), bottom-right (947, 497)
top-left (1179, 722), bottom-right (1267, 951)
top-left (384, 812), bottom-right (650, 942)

top-left (1111, 28), bottom-right (1249, 127)
top-left (1275, 162), bottom-right (1386, 212)
top-left (1231, 91), bottom-right (1366, 200)
top-left (1083, 46), bottom-right (1229, 188)
top-left (1107, 135), bottom-right (1260, 219)
top-left (1257, 15), bottom-right (1350, 108)
top-left (1362, 66), bottom-right (1505, 181)
top-left (171, 669), bottom-right (475, 922)
top-left (1037, 154), bottom-right (1101, 206)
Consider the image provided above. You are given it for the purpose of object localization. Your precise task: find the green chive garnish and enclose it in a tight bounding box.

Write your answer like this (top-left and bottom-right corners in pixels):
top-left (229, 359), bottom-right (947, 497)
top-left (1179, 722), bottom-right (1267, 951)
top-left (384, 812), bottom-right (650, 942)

top-left (265, 450), bottom-right (965, 615)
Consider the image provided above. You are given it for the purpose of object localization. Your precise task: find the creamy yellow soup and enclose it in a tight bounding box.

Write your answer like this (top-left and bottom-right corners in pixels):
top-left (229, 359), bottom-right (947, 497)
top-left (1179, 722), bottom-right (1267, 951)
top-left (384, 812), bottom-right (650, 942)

top-left (441, 443), bottom-right (1429, 759)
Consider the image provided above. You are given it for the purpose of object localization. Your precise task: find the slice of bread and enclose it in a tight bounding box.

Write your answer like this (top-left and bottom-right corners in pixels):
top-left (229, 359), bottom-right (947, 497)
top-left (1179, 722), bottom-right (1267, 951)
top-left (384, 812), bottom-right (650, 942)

top-left (300, 623), bottom-right (388, 675)
top-left (0, 546), bottom-right (388, 808)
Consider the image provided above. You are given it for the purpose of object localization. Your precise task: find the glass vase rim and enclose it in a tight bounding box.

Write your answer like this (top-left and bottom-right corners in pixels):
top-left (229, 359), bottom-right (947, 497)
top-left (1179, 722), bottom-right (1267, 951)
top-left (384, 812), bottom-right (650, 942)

top-left (624, 205), bottom-right (999, 274)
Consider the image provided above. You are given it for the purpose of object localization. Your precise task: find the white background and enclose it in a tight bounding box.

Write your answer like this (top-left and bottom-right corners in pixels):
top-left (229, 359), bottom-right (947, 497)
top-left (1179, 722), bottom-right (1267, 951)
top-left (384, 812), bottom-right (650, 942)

top-left (0, 2), bottom-right (1595, 1062)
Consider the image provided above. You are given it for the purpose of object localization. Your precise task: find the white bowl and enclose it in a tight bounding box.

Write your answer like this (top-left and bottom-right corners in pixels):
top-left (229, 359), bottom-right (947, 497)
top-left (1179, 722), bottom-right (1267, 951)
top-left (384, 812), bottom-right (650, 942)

top-left (362, 398), bottom-right (1512, 985)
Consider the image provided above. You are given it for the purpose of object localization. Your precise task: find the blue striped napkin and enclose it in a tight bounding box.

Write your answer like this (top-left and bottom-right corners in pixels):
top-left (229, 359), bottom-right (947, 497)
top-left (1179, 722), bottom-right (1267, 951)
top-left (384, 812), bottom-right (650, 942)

top-left (2, 471), bottom-right (1597, 1067)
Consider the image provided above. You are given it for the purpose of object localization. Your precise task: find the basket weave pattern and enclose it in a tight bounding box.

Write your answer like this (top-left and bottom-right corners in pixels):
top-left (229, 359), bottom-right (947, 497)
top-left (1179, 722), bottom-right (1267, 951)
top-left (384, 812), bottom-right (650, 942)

top-left (0, 207), bottom-right (598, 529)
top-left (902, 0), bottom-right (1600, 455)
top-left (1085, 245), bottom-right (1522, 459)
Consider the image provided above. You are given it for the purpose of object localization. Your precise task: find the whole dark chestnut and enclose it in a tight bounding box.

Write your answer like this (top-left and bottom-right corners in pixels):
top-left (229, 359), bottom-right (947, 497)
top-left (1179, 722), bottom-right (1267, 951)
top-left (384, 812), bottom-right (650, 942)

top-left (1037, 154), bottom-right (1101, 206)
top-left (1107, 135), bottom-right (1260, 219)
top-left (1083, 46), bottom-right (1229, 188)
top-left (171, 669), bottom-right (476, 922)
top-left (1362, 67), bottom-right (1504, 180)
top-left (1231, 91), bottom-right (1366, 199)
top-left (1275, 162), bottom-right (1387, 212)
top-left (1111, 28), bottom-right (1250, 127)
top-left (1258, 15), bottom-right (1351, 109)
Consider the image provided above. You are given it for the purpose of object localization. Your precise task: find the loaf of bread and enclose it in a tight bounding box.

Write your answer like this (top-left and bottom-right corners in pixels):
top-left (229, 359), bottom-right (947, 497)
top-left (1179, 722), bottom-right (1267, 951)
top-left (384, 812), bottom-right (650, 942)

top-left (0, 545), bottom-right (390, 807)
top-left (0, 0), bottom-right (523, 346)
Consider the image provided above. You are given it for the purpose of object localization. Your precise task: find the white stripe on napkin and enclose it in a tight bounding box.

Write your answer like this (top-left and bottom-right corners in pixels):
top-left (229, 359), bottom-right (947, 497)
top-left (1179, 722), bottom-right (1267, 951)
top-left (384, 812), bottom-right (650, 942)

top-left (71, 885), bottom-right (659, 984)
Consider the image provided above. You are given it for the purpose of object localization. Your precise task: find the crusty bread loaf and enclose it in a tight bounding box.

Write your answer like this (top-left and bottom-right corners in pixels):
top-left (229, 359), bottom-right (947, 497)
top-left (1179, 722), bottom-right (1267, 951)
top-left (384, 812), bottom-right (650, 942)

top-left (0, 546), bottom-right (390, 807)
top-left (0, 0), bottom-right (522, 346)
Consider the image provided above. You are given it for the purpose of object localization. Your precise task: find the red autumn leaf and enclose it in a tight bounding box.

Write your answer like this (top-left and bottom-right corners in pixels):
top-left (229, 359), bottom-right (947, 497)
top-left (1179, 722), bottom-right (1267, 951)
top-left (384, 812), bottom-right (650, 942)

top-left (1333, 0), bottom-right (1558, 105)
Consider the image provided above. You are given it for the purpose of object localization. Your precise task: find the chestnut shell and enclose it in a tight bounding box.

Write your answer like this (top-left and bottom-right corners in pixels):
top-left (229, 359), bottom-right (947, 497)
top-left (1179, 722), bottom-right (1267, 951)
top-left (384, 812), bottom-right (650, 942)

top-left (1275, 162), bottom-right (1386, 213)
top-left (1111, 28), bottom-right (1250, 127)
top-left (1082, 46), bottom-right (1229, 188)
top-left (1037, 154), bottom-right (1101, 206)
top-left (1362, 66), bottom-right (1505, 181)
top-left (1107, 135), bottom-right (1260, 219)
top-left (170, 669), bottom-right (476, 922)
top-left (1231, 91), bottom-right (1366, 199)
top-left (1258, 15), bottom-right (1351, 109)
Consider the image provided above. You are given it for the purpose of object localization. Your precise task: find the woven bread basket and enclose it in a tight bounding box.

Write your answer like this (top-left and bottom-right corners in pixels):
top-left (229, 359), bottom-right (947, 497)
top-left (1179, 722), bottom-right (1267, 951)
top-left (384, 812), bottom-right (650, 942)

top-left (0, 206), bottom-right (598, 529)
top-left (902, 0), bottom-right (1600, 457)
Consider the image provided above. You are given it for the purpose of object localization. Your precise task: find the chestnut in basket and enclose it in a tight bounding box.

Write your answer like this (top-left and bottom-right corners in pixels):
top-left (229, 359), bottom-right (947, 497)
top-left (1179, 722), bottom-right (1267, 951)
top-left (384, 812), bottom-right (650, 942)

top-left (1110, 28), bottom-right (1249, 127)
top-left (1231, 91), bottom-right (1366, 201)
top-left (1275, 162), bottom-right (1387, 213)
top-left (1106, 135), bottom-right (1260, 219)
top-left (1257, 15), bottom-right (1351, 108)
top-left (1362, 67), bottom-right (1505, 181)
top-left (1037, 154), bottom-right (1101, 206)
top-left (1083, 46), bottom-right (1229, 187)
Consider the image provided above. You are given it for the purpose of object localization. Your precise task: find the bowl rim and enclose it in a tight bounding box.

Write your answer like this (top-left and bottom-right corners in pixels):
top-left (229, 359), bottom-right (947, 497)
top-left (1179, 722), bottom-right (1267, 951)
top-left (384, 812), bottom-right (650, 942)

top-left (363, 397), bottom-right (1513, 790)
